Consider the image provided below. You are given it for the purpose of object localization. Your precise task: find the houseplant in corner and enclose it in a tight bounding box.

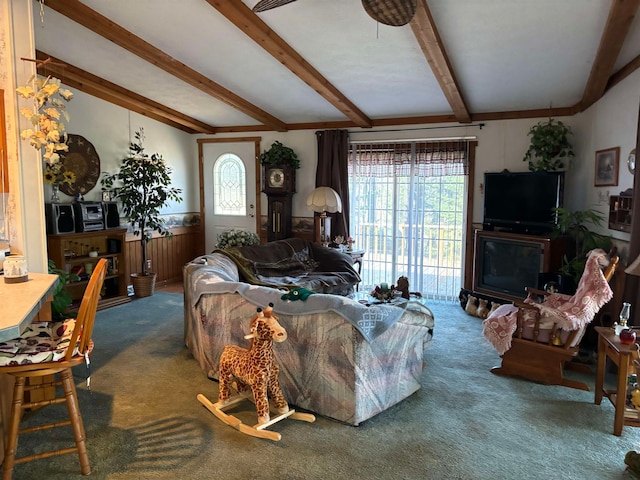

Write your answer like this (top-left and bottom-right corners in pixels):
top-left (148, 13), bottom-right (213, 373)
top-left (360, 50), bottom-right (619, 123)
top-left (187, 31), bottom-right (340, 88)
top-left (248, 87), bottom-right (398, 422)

top-left (551, 207), bottom-right (612, 290)
top-left (523, 118), bottom-right (575, 172)
top-left (100, 128), bottom-right (182, 297)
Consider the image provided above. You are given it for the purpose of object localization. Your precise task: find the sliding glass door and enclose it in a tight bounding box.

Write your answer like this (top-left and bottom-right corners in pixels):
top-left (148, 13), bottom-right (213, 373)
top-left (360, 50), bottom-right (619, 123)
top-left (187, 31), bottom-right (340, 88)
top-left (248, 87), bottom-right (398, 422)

top-left (348, 141), bottom-right (469, 301)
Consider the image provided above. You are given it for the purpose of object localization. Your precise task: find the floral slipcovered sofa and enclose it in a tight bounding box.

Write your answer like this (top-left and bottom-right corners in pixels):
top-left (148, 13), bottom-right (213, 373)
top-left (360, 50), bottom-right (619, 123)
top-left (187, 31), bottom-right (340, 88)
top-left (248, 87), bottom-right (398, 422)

top-left (183, 246), bottom-right (435, 425)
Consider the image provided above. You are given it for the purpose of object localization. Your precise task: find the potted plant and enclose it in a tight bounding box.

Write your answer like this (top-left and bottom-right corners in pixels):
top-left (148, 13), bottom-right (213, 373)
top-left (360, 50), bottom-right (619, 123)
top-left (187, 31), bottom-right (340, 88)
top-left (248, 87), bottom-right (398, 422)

top-left (48, 259), bottom-right (80, 321)
top-left (259, 141), bottom-right (300, 168)
top-left (551, 207), bottom-right (612, 288)
top-left (523, 119), bottom-right (575, 172)
top-left (216, 229), bottom-right (260, 249)
top-left (100, 128), bottom-right (182, 297)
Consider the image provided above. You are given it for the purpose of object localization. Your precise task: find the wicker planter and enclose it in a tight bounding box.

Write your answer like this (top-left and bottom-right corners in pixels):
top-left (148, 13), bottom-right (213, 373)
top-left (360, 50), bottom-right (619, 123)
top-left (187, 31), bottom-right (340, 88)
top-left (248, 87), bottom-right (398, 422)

top-left (130, 272), bottom-right (157, 298)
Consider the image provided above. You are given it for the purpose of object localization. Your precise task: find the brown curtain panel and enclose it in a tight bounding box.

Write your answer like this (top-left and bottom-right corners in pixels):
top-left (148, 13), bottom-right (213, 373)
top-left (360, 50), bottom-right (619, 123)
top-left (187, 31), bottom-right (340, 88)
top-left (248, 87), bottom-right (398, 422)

top-left (315, 129), bottom-right (350, 239)
top-left (624, 101), bottom-right (640, 325)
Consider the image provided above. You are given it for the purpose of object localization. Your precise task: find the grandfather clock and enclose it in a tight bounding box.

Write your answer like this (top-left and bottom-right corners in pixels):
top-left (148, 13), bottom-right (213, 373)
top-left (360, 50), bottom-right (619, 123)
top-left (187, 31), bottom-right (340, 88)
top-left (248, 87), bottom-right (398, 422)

top-left (262, 163), bottom-right (295, 241)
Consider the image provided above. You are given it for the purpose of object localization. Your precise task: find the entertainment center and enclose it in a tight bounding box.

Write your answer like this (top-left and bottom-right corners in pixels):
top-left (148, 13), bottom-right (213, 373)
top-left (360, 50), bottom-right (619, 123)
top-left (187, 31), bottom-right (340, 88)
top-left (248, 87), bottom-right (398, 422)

top-left (472, 229), bottom-right (569, 301)
top-left (470, 170), bottom-right (570, 302)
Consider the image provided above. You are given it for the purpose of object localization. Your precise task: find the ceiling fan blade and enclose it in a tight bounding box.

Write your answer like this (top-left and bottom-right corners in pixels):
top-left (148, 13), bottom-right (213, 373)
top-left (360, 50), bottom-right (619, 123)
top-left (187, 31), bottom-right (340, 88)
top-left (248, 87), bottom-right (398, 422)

top-left (252, 0), bottom-right (299, 13)
top-left (361, 0), bottom-right (417, 26)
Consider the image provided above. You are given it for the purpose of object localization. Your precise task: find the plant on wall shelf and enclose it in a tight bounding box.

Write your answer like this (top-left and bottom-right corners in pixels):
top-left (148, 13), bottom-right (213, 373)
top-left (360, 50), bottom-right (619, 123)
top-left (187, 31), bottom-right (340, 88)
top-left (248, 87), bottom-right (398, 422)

top-left (259, 141), bottom-right (300, 169)
top-left (100, 128), bottom-right (183, 284)
top-left (523, 119), bottom-right (575, 172)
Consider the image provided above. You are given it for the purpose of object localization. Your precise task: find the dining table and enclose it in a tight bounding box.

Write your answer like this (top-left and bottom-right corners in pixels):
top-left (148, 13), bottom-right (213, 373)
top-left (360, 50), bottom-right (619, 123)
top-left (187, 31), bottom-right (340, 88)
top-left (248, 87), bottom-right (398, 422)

top-left (0, 272), bottom-right (59, 465)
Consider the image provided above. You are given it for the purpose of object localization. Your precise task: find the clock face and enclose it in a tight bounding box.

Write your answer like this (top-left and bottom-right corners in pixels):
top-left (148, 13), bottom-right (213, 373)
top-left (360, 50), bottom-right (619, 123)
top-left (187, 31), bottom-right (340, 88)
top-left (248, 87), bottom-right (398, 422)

top-left (628, 149), bottom-right (636, 175)
top-left (268, 168), bottom-right (285, 188)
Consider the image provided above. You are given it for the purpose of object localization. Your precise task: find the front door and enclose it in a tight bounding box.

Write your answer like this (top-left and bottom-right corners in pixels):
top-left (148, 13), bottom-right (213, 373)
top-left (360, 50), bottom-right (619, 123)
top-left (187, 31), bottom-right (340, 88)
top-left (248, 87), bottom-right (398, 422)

top-left (201, 139), bottom-right (260, 254)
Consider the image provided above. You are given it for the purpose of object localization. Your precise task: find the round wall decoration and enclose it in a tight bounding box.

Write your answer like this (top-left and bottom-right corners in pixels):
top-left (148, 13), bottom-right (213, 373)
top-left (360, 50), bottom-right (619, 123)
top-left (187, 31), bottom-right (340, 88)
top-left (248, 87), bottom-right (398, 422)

top-left (58, 134), bottom-right (101, 196)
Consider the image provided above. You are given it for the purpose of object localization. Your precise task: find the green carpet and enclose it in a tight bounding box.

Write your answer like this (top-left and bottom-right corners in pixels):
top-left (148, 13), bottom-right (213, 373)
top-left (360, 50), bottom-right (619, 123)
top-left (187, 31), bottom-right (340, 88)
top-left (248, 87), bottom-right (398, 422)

top-left (5, 292), bottom-right (640, 479)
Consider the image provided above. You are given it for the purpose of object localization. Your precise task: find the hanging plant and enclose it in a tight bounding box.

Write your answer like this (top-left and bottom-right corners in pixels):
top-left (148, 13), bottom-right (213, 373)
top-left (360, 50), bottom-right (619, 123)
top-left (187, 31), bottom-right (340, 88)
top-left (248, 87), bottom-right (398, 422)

top-left (523, 119), bottom-right (575, 172)
top-left (16, 75), bottom-right (73, 166)
top-left (259, 141), bottom-right (300, 169)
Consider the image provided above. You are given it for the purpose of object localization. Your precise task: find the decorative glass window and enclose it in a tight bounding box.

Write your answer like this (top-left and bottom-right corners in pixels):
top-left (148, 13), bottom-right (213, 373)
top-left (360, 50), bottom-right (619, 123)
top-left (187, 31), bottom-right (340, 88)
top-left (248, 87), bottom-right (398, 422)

top-left (213, 154), bottom-right (246, 216)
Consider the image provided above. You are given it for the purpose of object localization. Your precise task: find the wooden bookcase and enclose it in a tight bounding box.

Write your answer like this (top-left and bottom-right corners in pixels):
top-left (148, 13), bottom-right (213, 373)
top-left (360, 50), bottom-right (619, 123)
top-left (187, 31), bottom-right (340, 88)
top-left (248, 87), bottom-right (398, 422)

top-left (47, 228), bottom-right (131, 310)
top-left (609, 195), bottom-right (633, 233)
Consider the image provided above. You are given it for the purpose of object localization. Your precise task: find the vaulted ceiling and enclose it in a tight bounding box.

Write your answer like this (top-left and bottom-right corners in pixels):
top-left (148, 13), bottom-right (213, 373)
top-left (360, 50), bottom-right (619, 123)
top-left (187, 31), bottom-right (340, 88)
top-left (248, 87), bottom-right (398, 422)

top-left (31, 0), bottom-right (640, 134)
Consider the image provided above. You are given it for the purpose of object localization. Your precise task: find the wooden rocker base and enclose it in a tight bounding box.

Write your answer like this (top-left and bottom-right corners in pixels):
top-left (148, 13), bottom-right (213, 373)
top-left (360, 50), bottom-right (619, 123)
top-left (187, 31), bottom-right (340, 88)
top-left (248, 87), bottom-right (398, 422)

top-left (490, 339), bottom-right (591, 391)
top-left (197, 393), bottom-right (315, 441)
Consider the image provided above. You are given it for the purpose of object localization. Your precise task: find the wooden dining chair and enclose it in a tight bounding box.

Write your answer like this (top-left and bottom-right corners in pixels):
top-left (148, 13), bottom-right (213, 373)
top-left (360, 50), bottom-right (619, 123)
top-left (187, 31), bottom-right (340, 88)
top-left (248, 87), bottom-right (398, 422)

top-left (0, 258), bottom-right (107, 480)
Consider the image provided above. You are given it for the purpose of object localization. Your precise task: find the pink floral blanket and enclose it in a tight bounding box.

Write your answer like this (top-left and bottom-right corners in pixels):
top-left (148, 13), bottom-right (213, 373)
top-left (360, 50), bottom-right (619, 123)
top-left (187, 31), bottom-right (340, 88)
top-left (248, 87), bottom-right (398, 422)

top-left (482, 249), bottom-right (613, 355)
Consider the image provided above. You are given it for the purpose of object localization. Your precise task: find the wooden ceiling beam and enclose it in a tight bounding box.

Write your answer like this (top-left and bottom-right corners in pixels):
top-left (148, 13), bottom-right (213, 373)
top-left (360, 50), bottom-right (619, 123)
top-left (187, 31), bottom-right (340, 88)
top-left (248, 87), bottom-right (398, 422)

top-left (36, 51), bottom-right (216, 134)
top-left (410, 0), bottom-right (471, 123)
top-left (40, 0), bottom-right (288, 132)
top-left (580, 0), bottom-right (640, 111)
top-left (215, 105), bottom-right (579, 132)
top-left (206, 0), bottom-right (373, 128)
top-left (606, 52), bottom-right (640, 93)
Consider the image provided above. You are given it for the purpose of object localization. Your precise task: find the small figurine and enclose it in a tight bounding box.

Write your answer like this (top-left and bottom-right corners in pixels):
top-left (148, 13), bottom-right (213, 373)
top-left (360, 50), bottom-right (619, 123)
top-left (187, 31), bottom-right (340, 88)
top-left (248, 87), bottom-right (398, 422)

top-left (476, 298), bottom-right (489, 319)
top-left (465, 295), bottom-right (478, 316)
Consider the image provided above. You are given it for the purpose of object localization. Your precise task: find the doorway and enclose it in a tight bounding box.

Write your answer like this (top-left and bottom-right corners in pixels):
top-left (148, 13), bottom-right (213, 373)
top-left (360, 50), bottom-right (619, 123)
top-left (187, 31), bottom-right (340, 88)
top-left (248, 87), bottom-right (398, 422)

top-left (198, 137), bottom-right (261, 254)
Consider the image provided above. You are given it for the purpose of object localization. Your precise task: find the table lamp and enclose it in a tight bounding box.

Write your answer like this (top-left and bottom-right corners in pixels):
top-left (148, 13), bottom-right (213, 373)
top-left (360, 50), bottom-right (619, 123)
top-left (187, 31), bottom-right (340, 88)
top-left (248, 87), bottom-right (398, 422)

top-left (306, 186), bottom-right (342, 246)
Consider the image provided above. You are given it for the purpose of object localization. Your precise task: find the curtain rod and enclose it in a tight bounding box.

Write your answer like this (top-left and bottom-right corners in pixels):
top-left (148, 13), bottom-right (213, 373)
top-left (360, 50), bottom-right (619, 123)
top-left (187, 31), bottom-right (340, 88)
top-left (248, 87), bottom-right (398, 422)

top-left (349, 135), bottom-right (477, 145)
top-left (348, 123), bottom-right (484, 135)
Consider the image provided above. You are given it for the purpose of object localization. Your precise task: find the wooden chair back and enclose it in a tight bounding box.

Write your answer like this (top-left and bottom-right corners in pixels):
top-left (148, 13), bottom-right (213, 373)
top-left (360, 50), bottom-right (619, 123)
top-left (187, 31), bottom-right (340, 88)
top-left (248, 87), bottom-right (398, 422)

top-left (63, 258), bottom-right (107, 362)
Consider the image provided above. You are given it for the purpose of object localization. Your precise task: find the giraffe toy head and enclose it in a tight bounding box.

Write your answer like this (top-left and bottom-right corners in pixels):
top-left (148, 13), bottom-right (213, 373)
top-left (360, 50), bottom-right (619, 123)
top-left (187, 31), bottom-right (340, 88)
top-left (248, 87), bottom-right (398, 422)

top-left (245, 303), bottom-right (287, 343)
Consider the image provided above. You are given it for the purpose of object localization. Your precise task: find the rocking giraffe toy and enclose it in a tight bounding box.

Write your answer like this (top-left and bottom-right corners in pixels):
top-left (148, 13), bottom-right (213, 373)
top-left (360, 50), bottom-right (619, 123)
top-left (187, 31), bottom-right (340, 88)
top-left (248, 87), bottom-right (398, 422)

top-left (197, 304), bottom-right (315, 441)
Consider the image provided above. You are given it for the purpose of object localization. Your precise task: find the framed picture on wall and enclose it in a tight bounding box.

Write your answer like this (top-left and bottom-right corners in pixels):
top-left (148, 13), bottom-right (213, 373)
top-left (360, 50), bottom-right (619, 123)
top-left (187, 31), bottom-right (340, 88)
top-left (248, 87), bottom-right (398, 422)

top-left (101, 190), bottom-right (111, 202)
top-left (594, 147), bottom-right (620, 187)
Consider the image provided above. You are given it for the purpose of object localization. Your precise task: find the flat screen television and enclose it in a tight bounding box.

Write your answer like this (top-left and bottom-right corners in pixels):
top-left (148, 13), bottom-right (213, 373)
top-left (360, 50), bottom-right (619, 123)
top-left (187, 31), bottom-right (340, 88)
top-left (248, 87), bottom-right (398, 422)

top-left (483, 171), bottom-right (564, 233)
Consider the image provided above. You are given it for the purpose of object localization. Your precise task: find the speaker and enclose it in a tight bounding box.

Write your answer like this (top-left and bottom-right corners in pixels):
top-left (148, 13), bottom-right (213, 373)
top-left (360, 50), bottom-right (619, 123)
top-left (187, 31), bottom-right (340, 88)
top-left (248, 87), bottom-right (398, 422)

top-left (45, 203), bottom-right (75, 234)
top-left (102, 201), bottom-right (120, 229)
top-left (107, 238), bottom-right (121, 254)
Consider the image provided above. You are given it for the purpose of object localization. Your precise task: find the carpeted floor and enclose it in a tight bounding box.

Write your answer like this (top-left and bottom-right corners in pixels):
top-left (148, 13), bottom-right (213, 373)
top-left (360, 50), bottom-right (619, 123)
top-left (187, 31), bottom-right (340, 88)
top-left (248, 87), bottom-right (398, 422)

top-left (5, 292), bottom-right (640, 479)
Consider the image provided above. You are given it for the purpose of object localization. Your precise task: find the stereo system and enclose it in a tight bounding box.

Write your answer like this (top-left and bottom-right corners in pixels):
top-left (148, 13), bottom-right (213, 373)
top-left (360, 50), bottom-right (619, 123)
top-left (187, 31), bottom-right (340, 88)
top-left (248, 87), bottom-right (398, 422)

top-left (45, 202), bottom-right (120, 234)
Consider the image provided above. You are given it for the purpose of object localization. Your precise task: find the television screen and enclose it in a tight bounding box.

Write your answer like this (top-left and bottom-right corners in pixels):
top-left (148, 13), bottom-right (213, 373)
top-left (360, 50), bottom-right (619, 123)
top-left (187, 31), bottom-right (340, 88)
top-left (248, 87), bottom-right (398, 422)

top-left (483, 171), bottom-right (564, 233)
top-left (474, 235), bottom-right (544, 299)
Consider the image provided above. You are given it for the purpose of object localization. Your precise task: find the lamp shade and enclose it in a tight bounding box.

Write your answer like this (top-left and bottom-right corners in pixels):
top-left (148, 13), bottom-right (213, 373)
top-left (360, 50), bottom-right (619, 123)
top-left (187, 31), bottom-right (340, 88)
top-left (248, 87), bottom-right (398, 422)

top-left (626, 253), bottom-right (640, 276)
top-left (306, 186), bottom-right (342, 213)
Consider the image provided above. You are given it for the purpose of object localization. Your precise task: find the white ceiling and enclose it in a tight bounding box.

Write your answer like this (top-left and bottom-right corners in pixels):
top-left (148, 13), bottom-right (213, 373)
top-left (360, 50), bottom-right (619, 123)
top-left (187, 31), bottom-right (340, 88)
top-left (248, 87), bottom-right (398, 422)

top-left (32, 0), bottom-right (640, 133)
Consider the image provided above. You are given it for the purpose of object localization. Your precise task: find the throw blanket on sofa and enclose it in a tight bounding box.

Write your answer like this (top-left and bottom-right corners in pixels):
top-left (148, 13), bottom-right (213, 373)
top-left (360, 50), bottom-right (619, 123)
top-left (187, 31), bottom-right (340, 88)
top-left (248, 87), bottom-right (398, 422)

top-left (186, 255), bottom-right (430, 342)
top-left (216, 238), bottom-right (360, 295)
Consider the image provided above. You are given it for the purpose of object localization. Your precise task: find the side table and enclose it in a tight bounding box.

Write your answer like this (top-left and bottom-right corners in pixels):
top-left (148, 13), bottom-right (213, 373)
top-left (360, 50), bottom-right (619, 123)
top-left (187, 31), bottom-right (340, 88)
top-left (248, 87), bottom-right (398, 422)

top-left (346, 249), bottom-right (365, 290)
top-left (594, 326), bottom-right (640, 436)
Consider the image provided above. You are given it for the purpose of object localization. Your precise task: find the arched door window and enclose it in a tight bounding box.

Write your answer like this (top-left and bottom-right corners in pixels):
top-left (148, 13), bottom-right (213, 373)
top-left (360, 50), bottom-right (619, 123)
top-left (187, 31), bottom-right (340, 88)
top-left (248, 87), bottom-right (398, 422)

top-left (213, 153), bottom-right (246, 216)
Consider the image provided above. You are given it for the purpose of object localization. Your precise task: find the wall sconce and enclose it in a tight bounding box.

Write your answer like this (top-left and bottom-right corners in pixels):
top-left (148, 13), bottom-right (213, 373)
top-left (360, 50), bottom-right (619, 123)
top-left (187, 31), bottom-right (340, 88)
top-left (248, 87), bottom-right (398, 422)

top-left (306, 186), bottom-right (342, 247)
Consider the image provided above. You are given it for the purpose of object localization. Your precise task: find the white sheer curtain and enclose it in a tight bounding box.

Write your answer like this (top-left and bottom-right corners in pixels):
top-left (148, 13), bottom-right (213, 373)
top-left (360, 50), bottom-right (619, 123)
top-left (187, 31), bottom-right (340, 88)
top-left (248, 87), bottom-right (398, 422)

top-left (348, 140), bottom-right (469, 301)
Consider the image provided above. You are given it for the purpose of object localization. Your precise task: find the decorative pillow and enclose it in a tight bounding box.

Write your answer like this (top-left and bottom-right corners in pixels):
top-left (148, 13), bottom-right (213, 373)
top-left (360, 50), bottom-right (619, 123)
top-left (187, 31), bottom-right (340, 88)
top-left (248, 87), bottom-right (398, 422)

top-left (0, 319), bottom-right (79, 367)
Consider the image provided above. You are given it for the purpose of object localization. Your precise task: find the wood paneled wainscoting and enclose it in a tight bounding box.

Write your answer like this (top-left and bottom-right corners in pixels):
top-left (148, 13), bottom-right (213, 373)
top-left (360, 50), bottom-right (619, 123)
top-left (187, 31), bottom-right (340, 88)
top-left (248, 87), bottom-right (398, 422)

top-left (125, 226), bottom-right (204, 287)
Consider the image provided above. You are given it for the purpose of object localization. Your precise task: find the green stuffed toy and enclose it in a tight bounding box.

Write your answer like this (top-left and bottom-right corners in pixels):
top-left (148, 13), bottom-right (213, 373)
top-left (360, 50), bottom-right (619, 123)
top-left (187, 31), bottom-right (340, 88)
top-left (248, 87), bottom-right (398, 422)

top-left (281, 287), bottom-right (314, 302)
